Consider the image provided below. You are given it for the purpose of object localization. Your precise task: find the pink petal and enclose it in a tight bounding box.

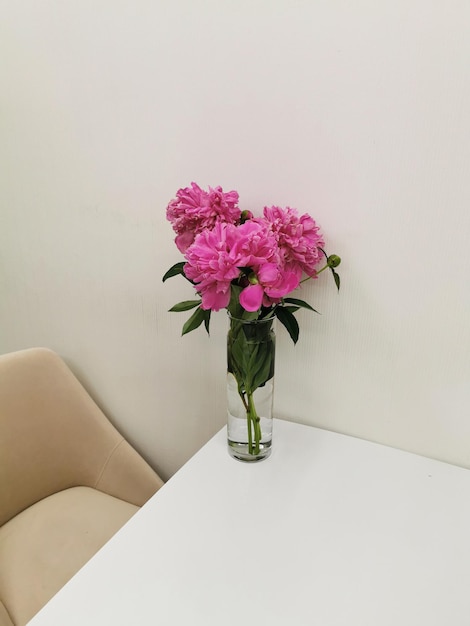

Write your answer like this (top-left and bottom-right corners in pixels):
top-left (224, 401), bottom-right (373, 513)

top-left (258, 263), bottom-right (279, 283)
top-left (239, 284), bottom-right (264, 312)
top-left (175, 231), bottom-right (195, 253)
top-left (201, 286), bottom-right (231, 311)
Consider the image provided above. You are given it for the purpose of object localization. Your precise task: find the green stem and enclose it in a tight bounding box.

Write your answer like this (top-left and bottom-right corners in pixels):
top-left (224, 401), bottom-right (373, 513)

top-left (247, 402), bottom-right (253, 452)
top-left (300, 263), bottom-right (328, 284)
top-left (247, 391), bottom-right (261, 455)
top-left (236, 387), bottom-right (254, 452)
top-left (238, 386), bottom-right (249, 412)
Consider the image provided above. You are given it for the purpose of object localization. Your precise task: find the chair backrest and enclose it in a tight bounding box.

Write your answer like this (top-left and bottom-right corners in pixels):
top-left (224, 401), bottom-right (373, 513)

top-left (0, 348), bottom-right (163, 526)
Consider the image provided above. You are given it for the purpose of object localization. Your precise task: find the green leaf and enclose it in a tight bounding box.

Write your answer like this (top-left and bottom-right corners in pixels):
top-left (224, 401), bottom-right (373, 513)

top-left (284, 306), bottom-right (300, 314)
top-left (246, 343), bottom-right (262, 388)
top-left (283, 298), bottom-right (319, 313)
top-left (227, 284), bottom-right (244, 319)
top-left (228, 331), bottom-right (245, 377)
top-left (182, 306), bottom-right (207, 336)
top-left (203, 309), bottom-right (211, 335)
top-left (250, 341), bottom-right (275, 391)
top-left (168, 300), bottom-right (201, 312)
top-left (241, 310), bottom-right (260, 322)
top-left (227, 320), bottom-right (275, 394)
top-left (275, 306), bottom-right (300, 344)
top-left (331, 269), bottom-right (341, 291)
top-left (162, 262), bottom-right (186, 282)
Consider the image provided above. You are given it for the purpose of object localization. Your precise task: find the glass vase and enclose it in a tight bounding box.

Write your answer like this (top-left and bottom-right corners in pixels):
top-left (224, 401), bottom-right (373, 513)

top-left (227, 314), bottom-right (275, 462)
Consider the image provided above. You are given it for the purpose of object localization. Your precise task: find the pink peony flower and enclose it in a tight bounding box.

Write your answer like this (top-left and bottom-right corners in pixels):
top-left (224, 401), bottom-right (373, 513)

top-left (233, 217), bottom-right (306, 312)
top-left (166, 182), bottom-right (241, 253)
top-left (231, 220), bottom-right (278, 269)
top-left (258, 264), bottom-right (300, 299)
top-left (184, 222), bottom-right (241, 311)
top-left (260, 206), bottom-right (325, 277)
top-left (175, 194), bottom-right (328, 314)
top-left (184, 219), bottom-right (288, 313)
top-left (239, 263), bottom-right (301, 312)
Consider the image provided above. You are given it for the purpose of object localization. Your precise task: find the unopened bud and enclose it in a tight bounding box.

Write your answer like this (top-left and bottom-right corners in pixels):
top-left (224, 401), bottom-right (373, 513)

top-left (327, 254), bottom-right (341, 268)
top-left (240, 210), bottom-right (254, 223)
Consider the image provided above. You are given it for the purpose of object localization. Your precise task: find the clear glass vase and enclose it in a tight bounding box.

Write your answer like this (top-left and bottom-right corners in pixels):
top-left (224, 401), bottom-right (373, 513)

top-left (227, 314), bottom-right (275, 462)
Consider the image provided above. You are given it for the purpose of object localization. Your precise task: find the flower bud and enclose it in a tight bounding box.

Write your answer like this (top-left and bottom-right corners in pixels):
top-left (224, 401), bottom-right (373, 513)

top-left (240, 210), bottom-right (254, 223)
top-left (327, 254), bottom-right (341, 268)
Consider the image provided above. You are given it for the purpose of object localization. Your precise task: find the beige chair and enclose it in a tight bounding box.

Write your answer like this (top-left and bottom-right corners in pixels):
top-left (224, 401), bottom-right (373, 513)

top-left (0, 348), bottom-right (164, 626)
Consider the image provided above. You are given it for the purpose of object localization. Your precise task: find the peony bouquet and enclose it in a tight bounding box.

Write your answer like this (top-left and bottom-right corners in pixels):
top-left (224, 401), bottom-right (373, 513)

top-left (163, 182), bottom-right (341, 459)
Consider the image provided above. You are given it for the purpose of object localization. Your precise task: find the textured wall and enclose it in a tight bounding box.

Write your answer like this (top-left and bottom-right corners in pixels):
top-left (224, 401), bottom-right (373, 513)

top-left (1, 1), bottom-right (470, 478)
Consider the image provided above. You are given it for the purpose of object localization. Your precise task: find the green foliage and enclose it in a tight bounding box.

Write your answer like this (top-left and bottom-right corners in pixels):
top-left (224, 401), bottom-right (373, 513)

top-left (274, 306), bottom-right (300, 344)
top-left (169, 300), bottom-right (201, 312)
top-left (204, 310), bottom-right (211, 334)
top-left (227, 318), bottom-right (275, 395)
top-left (332, 269), bottom-right (340, 290)
top-left (181, 306), bottom-right (211, 336)
top-left (283, 297), bottom-right (319, 313)
top-left (319, 248), bottom-right (341, 292)
top-left (162, 262), bottom-right (186, 282)
top-left (284, 306), bottom-right (300, 314)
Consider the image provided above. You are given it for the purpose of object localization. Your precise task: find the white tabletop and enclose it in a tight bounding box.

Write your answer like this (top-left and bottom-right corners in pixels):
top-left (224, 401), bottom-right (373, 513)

top-left (28, 419), bottom-right (470, 626)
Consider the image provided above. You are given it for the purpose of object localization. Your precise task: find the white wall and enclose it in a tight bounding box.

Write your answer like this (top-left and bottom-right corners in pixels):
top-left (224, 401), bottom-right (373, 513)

top-left (1, 1), bottom-right (469, 479)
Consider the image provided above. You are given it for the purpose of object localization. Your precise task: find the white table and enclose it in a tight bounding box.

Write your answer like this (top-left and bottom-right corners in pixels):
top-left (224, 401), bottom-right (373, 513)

top-left (28, 419), bottom-right (470, 625)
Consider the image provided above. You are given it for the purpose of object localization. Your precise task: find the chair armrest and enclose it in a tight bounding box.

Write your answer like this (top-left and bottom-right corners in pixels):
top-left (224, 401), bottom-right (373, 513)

top-left (95, 439), bottom-right (164, 507)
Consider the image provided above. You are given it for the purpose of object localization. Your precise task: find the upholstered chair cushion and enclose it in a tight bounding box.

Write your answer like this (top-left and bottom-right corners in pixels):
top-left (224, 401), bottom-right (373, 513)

top-left (0, 602), bottom-right (13, 626)
top-left (0, 488), bottom-right (138, 626)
